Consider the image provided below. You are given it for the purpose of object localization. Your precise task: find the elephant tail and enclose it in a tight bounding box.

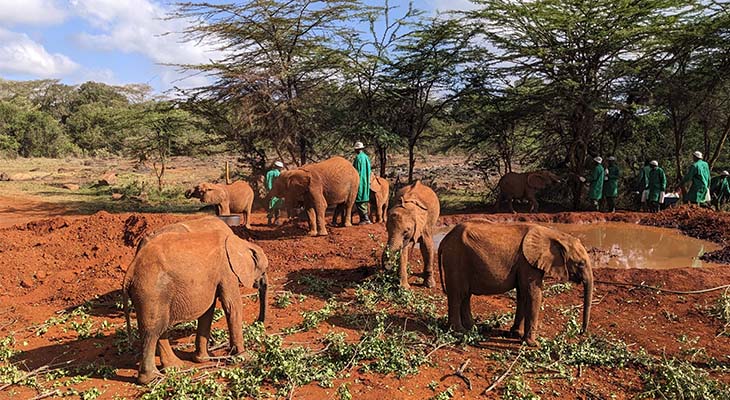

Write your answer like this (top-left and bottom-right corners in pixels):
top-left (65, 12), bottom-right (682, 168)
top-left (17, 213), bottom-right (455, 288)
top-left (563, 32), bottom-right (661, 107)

top-left (438, 244), bottom-right (447, 294)
top-left (122, 277), bottom-right (133, 350)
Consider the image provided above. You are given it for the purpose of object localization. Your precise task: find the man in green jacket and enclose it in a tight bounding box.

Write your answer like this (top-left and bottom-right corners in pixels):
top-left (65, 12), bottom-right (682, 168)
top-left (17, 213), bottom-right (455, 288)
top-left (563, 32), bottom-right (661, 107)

top-left (265, 161), bottom-right (285, 226)
top-left (353, 141), bottom-right (372, 225)
top-left (638, 160), bottom-right (651, 210)
top-left (587, 156), bottom-right (604, 211)
top-left (678, 151), bottom-right (711, 205)
top-left (604, 156), bottom-right (620, 213)
top-left (710, 170), bottom-right (730, 210)
top-left (647, 160), bottom-right (666, 213)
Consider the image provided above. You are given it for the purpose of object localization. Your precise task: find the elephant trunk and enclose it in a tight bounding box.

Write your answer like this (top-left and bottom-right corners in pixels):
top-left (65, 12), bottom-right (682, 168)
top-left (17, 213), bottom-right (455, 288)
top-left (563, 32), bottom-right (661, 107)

top-left (256, 273), bottom-right (267, 323)
top-left (381, 237), bottom-right (402, 271)
top-left (581, 270), bottom-right (594, 334)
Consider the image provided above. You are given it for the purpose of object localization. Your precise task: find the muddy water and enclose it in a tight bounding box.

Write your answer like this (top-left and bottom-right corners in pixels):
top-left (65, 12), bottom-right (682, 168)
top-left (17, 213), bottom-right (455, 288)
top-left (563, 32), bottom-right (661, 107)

top-left (432, 222), bottom-right (720, 269)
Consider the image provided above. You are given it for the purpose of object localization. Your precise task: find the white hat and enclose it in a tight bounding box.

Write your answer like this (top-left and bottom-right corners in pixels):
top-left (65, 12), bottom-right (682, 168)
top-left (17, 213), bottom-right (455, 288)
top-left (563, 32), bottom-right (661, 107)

top-left (354, 141), bottom-right (365, 150)
top-left (650, 160), bottom-right (658, 167)
top-left (693, 151), bottom-right (703, 159)
top-left (593, 156), bottom-right (603, 163)
top-left (274, 161), bottom-right (284, 168)
top-left (607, 156), bottom-right (616, 161)
top-left (723, 171), bottom-right (729, 176)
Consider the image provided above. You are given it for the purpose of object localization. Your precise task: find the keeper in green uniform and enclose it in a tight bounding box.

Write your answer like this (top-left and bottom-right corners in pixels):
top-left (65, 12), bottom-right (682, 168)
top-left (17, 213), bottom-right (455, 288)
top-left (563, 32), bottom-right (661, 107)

top-left (710, 170), bottom-right (730, 210)
top-left (352, 141), bottom-right (372, 225)
top-left (265, 161), bottom-right (285, 226)
top-left (638, 160), bottom-right (651, 210)
top-left (604, 156), bottom-right (620, 213)
top-left (586, 156), bottom-right (605, 211)
top-left (677, 151), bottom-right (711, 205)
top-left (647, 160), bottom-right (666, 213)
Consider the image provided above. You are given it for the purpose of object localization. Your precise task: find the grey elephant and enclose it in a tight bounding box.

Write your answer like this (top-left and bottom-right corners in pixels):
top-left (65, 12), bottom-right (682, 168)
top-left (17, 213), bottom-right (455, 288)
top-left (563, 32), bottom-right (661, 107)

top-left (123, 229), bottom-right (268, 384)
top-left (438, 221), bottom-right (593, 346)
top-left (185, 181), bottom-right (254, 229)
top-left (497, 171), bottom-right (561, 213)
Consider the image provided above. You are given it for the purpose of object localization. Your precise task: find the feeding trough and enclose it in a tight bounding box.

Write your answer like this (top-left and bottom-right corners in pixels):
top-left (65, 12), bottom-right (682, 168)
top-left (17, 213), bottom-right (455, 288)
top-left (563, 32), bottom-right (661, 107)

top-left (217, 214), bottom-right (241, 227)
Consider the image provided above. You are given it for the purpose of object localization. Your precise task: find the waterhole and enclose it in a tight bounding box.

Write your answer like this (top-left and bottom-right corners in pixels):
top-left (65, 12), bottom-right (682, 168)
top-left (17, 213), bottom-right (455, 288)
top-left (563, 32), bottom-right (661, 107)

top-left (432, 222), bottom-right (720, 269)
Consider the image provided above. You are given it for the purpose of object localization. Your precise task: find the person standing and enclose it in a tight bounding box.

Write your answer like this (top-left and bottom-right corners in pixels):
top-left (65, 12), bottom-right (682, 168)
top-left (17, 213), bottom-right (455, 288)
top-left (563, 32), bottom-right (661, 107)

top-left (647, 160), bottom-right (666, 213)
top-left (587, 156), bottom-right (605, 211)
top-left (677, 151), bottom-right (711, 206)
top-left (638, 160), bottom-right (651, 210)
top-left (604, 156), bottom-right (620, 213)
top-left (352, 141), bottom-right (372, 225)
top-left (265, 161), bottom-right (285, 226)
top-left (710, 170), bottom-right (730, 210)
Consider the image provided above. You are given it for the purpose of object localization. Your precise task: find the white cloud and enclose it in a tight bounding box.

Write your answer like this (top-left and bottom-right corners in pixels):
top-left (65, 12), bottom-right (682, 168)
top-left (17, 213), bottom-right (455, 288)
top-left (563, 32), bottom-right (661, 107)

top-left (71, 0), bottom-right (220, 66)
top-left (0, 28), bottom-right (79, 77)
top-left (430, 0), bottom-right (478, 13)
top-left (0, 0), bottom-right (66, 25)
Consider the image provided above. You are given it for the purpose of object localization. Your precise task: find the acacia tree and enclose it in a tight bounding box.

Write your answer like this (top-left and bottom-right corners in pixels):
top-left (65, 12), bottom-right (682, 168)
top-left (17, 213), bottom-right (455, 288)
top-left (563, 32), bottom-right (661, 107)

top-left (465, 0), bottom-right (698, 208)
top-left (172, 0), bottom-right (360, 167)
top-left (342, 0), bottom-right (421, 177)
top-left (386, 17), bottom-right (475, 182)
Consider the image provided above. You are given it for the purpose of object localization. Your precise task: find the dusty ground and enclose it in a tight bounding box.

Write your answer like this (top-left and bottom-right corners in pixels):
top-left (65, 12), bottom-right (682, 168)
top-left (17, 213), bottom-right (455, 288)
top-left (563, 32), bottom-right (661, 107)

top-left (1, 157), bottom-right (729, 399)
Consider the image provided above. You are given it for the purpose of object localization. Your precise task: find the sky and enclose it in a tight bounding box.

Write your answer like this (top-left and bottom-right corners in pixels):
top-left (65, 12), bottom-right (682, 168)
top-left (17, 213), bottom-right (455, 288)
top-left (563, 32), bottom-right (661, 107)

top-left (0, 0), bottom-right (475, 93)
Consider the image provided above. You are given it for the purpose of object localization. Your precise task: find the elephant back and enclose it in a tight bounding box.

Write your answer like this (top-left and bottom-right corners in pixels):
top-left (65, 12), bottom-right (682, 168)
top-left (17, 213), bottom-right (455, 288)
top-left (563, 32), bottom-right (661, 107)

top-left (498, 172), bottom-right (528, 197)
top-left (302, 156), bottom-right (359, 204)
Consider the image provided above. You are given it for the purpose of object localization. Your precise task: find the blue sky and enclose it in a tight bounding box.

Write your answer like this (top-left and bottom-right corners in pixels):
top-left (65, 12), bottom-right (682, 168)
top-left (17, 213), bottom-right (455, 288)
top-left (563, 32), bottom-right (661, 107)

top-left (0, 0), bottom-right (474, 92)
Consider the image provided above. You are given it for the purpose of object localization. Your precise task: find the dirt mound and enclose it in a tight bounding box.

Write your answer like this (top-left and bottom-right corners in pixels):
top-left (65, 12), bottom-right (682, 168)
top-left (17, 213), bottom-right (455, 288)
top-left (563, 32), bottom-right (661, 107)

top-left (0, 211), bottom-right (189, 307)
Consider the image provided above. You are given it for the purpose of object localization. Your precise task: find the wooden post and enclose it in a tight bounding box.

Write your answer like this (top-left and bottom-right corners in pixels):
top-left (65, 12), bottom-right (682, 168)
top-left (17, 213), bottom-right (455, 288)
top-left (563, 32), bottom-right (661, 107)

top-left (225, 161), bottom-right (231, 185)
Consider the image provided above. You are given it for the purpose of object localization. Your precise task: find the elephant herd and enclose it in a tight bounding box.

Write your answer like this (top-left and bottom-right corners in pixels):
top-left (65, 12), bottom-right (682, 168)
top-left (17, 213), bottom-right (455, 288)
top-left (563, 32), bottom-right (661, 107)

top-left (124, 157), bottom-right (594, 384)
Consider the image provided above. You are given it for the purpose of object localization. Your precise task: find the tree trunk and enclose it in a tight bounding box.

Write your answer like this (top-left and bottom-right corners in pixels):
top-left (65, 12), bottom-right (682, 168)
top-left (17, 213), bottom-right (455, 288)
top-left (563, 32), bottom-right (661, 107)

top-left (709, 114), bottom-right (730, 170)
top-left (408, 140), bottom-right (416, 184)
top-left (377, 144), bottom-right (388, 178)
top-left (298, 135), bottom-right (307, 166)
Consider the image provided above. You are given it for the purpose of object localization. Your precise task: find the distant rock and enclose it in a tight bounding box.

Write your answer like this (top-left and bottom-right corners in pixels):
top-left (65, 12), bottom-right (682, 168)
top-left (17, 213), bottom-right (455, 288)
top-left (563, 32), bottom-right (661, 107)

top-left (62, 183), bottom-right (80, 191)
top-left (0, 172), bottom-right (9, 181)
top-left (20, 275), bottom-right (34, 288)
top-left (10, 173), bottom-right (33, 181)
top-left (97, 172), bottom-right (117, 186)
top-left (111, 193), bottom-right (124, 200)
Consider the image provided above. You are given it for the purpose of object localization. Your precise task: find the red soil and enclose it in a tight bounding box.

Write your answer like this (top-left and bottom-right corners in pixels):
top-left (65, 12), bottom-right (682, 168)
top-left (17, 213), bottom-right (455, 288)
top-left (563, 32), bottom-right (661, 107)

top-left (0, 205), bottom-right (729, 399)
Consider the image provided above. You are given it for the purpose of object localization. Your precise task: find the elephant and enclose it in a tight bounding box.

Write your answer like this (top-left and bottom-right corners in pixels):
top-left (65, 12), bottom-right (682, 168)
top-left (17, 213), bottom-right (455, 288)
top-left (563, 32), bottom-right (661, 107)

top-left (497, 171), bottom-right (561, 213)
top-left (369, 174), bottom-right (390, 224)
top-left (122, 229), bottom-right (268, 384)
top-left (438, 221), bottom-right (594, 346)
top-left (383, 180), bottom-right (440, 289)
top-left (185, 181), bottom-right (254, 229)
top-left (135, 216), bottom-right (230, 251)
top-left (264, 156), bottom-right (359, 236)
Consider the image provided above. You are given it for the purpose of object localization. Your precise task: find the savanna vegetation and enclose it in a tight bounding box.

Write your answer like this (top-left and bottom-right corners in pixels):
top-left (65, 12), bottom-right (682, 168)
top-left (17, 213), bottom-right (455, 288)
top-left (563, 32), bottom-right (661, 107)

top-left (0, 0), bottom-right (728, 208)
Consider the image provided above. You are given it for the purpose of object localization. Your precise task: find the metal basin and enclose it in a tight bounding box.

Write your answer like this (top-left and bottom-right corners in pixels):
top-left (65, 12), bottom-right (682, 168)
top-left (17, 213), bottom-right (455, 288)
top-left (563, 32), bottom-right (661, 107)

top-left (217, 215), bottom-right (241, 226)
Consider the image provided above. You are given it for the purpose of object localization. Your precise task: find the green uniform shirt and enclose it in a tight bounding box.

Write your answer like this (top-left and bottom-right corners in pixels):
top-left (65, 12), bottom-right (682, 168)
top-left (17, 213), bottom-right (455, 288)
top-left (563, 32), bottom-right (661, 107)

top-left (604, 164), bottom-right (620, 198)
top-left (647, 167), bottom-right (666, 203)
top-left (265, 168), bottom-right (282, 210)
top-left (638, 165), bottom-right (651, 190)
top-left (353, 151), bottom-right (371, 203)
top-left (588, 164), bottom-right (605, 200)
top-left (711, 176), bottom-right (730, 202)
top-left (681, 160), bottom-right (711, 203)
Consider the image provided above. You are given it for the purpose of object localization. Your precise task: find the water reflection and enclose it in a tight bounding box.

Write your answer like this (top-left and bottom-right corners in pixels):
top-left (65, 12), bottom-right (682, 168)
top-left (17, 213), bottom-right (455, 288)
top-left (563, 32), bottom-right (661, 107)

top-left (432, 222), bottom-right (719, 270)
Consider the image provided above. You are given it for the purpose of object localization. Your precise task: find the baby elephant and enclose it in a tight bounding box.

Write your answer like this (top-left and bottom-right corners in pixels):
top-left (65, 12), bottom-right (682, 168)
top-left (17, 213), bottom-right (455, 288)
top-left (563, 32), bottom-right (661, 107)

top-left (123, 229), bottom-right (268, 384)
top-left (438, 222), bottom-right (593, 346)
top-left (185, 181), bottom-right (254, 229)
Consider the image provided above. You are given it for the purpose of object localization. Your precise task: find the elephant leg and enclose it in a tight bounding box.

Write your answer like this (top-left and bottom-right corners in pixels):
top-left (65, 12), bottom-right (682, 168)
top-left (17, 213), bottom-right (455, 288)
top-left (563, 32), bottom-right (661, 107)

top-left (344, 200), bottom-right (354, 227)
top-left (219, 282), bottom-right (244, 355)
top-left (509, 285), bottom-right (525, 338)
top-left (507, 196), bottom-right (516, 213)
top-left (460, 294), bottom-right (474, 331)
top-left (158, 333), bottom-right (184, 370)
top-left (447, 291), bottom-right (465, 332)
top-left (520, 271), bottom-right (543, 347)
top-left (314, 199), bottom-right (328, 236)
top-left (305, 207), bottom-right (318, 236)
top-left (332, 204), bottom-right (341, 226)
top-left (527, 193), bottom-right (538, 213)
top-left (137, 318), bottom-right (165, 384)
top-left (419, 235), bottom-right (436, 288)
top-left (192, 302), bottom-right (216, 363)
top-left (399, 245), bottom-right (411, 289)
top-left (381, 203), bottom-right (387, 224)
top-left (244, 201), bottom-right (252, 229)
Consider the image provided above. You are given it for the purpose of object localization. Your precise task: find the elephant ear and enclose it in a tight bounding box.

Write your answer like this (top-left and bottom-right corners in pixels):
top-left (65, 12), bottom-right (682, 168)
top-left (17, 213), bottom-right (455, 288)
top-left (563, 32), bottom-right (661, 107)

top-left (370, 174), bottom-right (382, 193)
top-left (225, 235), bottom-right (257, 288)
top-left (402, 197), bottom-right (428, 211)
top-left (287, 171), bottom-right (311, 194)
top-left (527, 172), bottom-right (550, 190)
top-left (522, 225), bottom-right (570, 281)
